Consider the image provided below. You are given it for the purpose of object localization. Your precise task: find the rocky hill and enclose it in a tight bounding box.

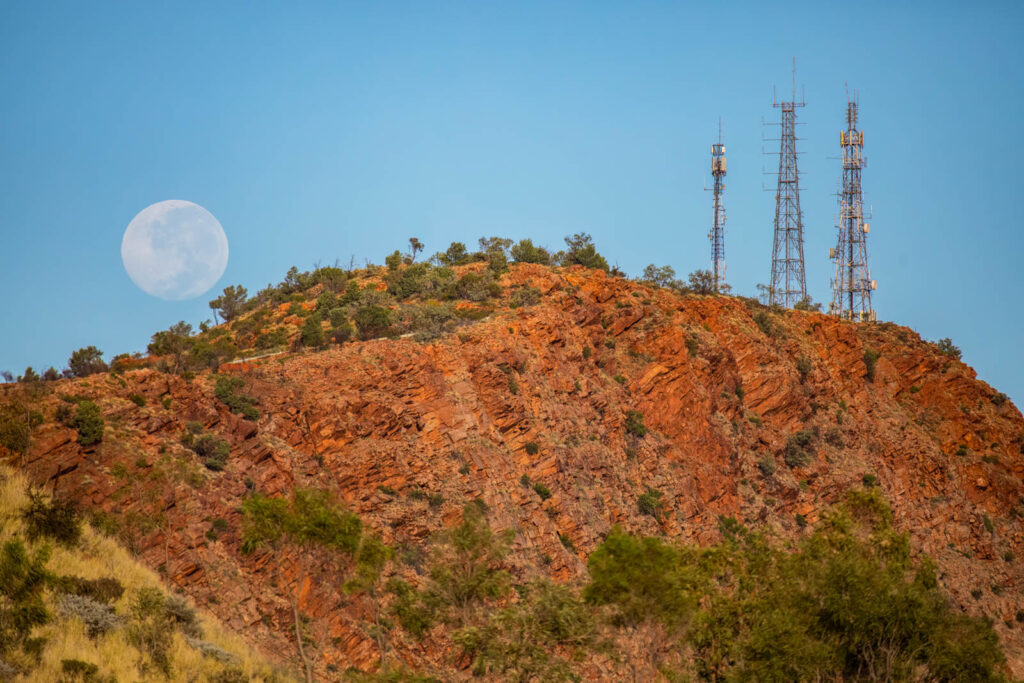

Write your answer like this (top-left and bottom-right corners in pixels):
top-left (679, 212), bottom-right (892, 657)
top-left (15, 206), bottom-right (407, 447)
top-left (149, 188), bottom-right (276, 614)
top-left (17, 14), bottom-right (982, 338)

top-left (2, 260), bottom-right (1023, 680)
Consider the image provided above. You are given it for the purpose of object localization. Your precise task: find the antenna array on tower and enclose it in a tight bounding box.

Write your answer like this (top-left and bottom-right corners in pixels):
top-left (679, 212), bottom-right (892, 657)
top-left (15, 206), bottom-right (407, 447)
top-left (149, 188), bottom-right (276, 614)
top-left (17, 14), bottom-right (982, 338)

top-left (829, 96), bottom-right (876, 321)
top-left (709, 122), bottom-right (727, 292)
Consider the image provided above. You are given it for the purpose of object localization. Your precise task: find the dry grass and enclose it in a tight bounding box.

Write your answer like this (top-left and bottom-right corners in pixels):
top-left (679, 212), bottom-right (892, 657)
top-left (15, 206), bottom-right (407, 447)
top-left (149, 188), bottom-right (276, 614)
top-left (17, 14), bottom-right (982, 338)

top-left (0, 464), bottom-right (297, 682)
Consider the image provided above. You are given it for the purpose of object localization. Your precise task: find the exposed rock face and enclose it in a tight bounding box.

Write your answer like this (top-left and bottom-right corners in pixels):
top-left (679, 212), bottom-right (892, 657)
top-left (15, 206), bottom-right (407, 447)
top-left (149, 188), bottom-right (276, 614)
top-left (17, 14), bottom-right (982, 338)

top-left (7, 264), bottom-right (1024, 678)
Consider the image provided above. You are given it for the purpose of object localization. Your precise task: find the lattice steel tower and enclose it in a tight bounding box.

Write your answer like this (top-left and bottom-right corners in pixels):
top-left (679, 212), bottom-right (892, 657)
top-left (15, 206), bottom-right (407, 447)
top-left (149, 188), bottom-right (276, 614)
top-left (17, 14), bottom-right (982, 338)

top-left (829, 95), bottom-right (876, 321)
top-left (767, 63), bottom-right (807, 307)
top-left (709, 123), bottom-right (727, 292)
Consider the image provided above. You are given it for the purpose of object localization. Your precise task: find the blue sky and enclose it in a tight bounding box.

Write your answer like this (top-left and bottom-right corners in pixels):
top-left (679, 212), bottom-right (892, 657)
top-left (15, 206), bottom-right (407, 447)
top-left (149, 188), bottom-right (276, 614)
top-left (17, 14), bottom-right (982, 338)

top-left (1, 1), bottom-right (1022, 405)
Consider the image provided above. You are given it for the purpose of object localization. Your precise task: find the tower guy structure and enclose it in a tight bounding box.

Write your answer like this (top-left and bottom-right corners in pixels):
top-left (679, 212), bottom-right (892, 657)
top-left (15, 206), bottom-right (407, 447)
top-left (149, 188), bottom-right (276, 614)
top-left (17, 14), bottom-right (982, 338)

top-left (828, 96), bottom-right (876, 321)
top-left (767, 63), bottom-right (808, 307)
top-left (709, 124), bottom-right (727, 292)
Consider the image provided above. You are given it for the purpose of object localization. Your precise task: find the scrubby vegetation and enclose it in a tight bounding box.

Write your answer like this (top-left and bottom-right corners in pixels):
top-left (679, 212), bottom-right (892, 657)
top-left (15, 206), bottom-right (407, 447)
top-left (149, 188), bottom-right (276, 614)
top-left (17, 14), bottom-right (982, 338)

top-left (0, 465), bottom-right (288, 681)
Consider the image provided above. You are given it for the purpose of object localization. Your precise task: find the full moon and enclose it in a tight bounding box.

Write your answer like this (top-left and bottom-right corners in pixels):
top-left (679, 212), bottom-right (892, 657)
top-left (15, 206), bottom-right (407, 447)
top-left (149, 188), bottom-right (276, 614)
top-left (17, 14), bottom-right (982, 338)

top-left (121, 200), bottom-right (228, 300)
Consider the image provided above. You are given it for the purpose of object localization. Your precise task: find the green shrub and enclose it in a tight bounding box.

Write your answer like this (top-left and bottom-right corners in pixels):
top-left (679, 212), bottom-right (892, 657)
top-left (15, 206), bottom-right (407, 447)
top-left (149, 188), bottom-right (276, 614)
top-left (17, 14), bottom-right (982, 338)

top-left (783, 430), bottom-right (814, 468)
top-left (331, 320), bottom-right (355, 344)
top-left (795, 356), bottom-right (812, 382)
top-left (0, 403), bottom-right (32, 455)
top-left (70, 400), bottom-right (105, 446)
top-left (560, 233), bottom-right (608, 272)
top-left (254, 327), bottom-right (288, 350)
top-left (21, 492), bottom-right (82, 547)
top-left (300, 314), bottom-right (326, 348)
top-left (862, 473), bottom-right (879, 487)
top-left (758, 457), bottom-right (776, 477)
top-left (240, 488), bottom-right (362, 555)
top-left (613, 374), bottom-right (626, 385)
top-left (189, 434), bottom-right (230, 471)
top-left (52, 576), bottom-right (124, 604)
top-left (638, 487), bottom-right (664, 520)
top-left (753, 311), bottom-right (774, 337)
top-left (455, 271), bottom-right (500, 302)
top-left (520, 474), bottom-right (531, 487)
top-left (354, 305), bottom-right (395, 340)
top-left (991, 392), bottom-right (1008, 407)
top-left (625, 410), bottom-right (646, 437)
top-left (685, 337), bottom-right (699, 358)
top-left (509, 286), bottom-right (541, 308)
top-left (129, 394), bottom-right (146, 407)
top-left (406, 302), bottom-right (458, 341)
top-left (60, 659), bottom-right (100, 681)
top-left (0, 540), bottom-right (51, 661)
top-left (863, 348), bottom-right (881, 383)
top-left (533, 482), bottom-right (552, 501)
top-left (387, 578), bottom-right (434, 639)
top-left (510, 239), bottom-right (551, 265)
top-left (936, 337), bottom-right (961, 360)
top-left (68, 346), bottom-right (107, 377)
top-left (524, 442), bottom-right (539, 455)
top-left (582, 346), bottom-right (592, 359)
top-left (213, 375), bottom-right (259, 421)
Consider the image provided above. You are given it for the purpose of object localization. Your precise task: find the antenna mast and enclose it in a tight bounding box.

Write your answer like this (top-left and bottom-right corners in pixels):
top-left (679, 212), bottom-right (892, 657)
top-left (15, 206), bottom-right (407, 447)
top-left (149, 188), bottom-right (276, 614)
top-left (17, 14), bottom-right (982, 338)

top-left (709, 120), bottom-right (727, 292)
top-left (767, 59), bottom-right (808, 307)
top-left (829, 92), bottom-right (876, 321)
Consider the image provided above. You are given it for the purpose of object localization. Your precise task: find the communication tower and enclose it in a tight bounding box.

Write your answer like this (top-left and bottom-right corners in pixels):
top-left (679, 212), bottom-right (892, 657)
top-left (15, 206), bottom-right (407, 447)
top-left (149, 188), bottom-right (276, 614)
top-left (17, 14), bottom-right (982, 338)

top-left (709, 123), bottom-right (727, 292)
top-left (828, 94), bottom-right (876, 321)
top-left (767, 61), bottom-right (808, 307)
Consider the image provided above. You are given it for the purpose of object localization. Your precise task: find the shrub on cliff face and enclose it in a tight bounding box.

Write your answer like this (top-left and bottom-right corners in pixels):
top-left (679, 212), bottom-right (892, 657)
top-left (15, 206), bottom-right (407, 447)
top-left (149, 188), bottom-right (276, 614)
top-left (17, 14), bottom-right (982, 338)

top-left (783, 430), bottom-right (815, 468)
top-left (240, 488), bottom-right (362, 556)
top-left (863, 348), bottom-right (881, 383)
top-left (213, 376), bottom-right (259, 421)
top-left (625, 410), bottom-right (646, 437)
top-left (70, 400), bottom-right (104, 446)
top-left (638, 487), bottom-right (665, 521)
top-left (936, 337), bottom-right (962, 360)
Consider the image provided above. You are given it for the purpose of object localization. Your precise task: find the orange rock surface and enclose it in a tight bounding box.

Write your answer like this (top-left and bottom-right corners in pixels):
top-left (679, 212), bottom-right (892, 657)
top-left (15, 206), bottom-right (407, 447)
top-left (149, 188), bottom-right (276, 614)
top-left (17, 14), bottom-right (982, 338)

top-left (5, 264), bottom-right (1024, 678)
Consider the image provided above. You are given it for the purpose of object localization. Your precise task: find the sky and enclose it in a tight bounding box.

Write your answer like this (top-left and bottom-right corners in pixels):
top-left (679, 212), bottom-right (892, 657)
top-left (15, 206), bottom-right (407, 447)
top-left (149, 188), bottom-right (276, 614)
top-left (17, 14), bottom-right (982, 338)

top-left (1, 1), bottom-right (1022, 405)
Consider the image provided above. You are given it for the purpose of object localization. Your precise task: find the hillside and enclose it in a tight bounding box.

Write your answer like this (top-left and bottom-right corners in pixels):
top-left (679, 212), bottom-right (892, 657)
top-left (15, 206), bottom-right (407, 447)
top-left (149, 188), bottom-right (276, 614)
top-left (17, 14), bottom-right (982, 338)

top-left (2, 257), bottom-right (1023, 680)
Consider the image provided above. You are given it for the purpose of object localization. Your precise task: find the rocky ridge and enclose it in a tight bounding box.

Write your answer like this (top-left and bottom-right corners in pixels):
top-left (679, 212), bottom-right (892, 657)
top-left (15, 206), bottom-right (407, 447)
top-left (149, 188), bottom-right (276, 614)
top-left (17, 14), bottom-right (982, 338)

top-left (5, 263), bottom-right (1024, 679)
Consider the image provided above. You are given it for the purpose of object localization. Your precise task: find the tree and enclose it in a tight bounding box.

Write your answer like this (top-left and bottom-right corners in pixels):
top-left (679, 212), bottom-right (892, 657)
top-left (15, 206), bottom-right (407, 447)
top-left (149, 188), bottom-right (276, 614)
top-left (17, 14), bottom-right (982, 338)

top-left (147, 322), bottom-right (194, 373)
top-left (0, 540), bottom-right (51, 662)
top-left (385, 250), bottom-right (404, 272)
top-left (936, 337), bottom-right (962, 360)
top-left (686, 270), bottom-right (716, 295)
top-left (19, 367), bottom-right (39, 383)
top-left (354, 306), bottom-right (395, 340)
top-left (208, 285), bottom-right (248, 322)
top-left (408, 237), bottom-right (424, 262)
top-left (510, 239), bottom-right (551, 265)
top-left (560, 233), bottom-right (609, 272)
top-left (300, 314), bottom-right (326, 348)
top-left (1, 370), bottom-right (12, 383)
top-left (437, 242), bottom-right (471, 267)
top-left (793, 296), bottom-right (821, 312)
top-left (41, 367), bottom-right (60, 382)
top-left (478, 236), bottom-right (513, 257)
top-left (640, 264), bottom-right (679, 288)
top-left (71, 400), bottom-right (105, 446)
top-left (67, 346), bottom-right (107, 378)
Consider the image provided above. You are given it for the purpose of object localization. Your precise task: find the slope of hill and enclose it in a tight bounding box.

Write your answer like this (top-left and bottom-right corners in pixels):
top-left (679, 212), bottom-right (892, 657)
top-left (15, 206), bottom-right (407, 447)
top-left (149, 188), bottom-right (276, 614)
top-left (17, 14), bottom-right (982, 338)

top-left (2, 259), bottom-right (1023, 680)
top-left (0, 464), bottom-right (294, 681)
